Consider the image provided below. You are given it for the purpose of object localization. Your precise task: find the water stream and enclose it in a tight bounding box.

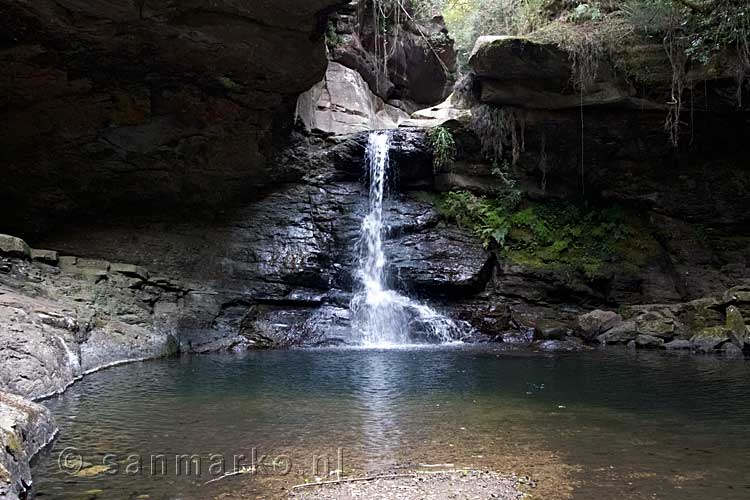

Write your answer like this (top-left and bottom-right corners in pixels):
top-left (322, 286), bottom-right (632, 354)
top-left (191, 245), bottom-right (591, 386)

top-left (350, 131), bottom-right (470, 346)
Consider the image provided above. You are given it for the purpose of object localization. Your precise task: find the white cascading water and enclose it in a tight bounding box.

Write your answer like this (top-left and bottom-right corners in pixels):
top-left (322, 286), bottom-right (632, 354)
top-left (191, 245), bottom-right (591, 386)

top-left (350, 130), bottom-right (471, 346)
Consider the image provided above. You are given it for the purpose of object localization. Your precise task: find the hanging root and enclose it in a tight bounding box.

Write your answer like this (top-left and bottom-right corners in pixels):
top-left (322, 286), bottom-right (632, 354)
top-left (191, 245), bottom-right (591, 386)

top-left (471, 104), bottom-right (526, 165)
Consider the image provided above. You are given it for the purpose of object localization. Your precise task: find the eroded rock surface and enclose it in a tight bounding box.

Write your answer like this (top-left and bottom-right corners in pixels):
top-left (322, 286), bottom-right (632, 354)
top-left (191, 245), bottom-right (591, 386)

top-left (0, 392), bottom-right (57, 500)
top-left (296, 62), bottom-right (409, 135)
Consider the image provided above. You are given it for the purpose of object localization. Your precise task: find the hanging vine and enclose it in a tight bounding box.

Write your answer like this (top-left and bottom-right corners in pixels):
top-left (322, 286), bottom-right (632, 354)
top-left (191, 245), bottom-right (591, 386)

top-left (359, 0), bottom-right (452, 95)
top-left (471, 104), bottom-right (526, 166)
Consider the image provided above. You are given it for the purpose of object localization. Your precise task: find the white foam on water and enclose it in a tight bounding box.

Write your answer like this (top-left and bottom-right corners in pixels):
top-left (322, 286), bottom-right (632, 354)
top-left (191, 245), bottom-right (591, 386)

top-left (350, 131), bottom-right (472, 347)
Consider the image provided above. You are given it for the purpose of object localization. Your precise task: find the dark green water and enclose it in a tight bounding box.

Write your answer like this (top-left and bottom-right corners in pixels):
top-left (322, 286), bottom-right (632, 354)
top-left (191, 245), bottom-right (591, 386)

top-left (32, 346), bottom-right (750, 500)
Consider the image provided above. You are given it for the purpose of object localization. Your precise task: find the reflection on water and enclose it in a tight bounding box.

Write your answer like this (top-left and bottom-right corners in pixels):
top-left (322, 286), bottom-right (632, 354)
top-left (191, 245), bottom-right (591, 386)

top-left (32, 346), bottom-right (750, 500)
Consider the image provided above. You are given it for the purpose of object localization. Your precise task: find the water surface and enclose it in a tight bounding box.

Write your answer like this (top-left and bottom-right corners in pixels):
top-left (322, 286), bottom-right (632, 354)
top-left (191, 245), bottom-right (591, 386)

top-left (33, 346), bottom-right (750, 499)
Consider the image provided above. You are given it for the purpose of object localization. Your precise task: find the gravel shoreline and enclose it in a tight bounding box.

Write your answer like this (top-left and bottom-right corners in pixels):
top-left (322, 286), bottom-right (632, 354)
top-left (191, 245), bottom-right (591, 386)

top-left (289, 470), bottom-right (524, 500)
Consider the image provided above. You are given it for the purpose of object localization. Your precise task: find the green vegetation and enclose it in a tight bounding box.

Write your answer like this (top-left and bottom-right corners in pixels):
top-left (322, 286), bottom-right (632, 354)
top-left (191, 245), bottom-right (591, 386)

top-left (412, 0), bottom-right (552, 69)
top-left (427, 189), bottom-right (660, 280)
top-left (412, 1), bottom-right (749, 67)
top-left (217, 76), bottom-right (241, 92)
top-left (325, 20), bottom-right (342, 49)
top-left (427, 126), bottom-right (457, 171)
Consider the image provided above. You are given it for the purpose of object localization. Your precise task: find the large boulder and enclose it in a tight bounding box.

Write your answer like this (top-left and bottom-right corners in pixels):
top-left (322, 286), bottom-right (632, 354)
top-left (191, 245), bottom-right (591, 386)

top-left (578, 310), bottom-right (623, 339)
top-left (0, 235), bottom-right (30, 260)
top-left (725, 305), bottom-right (748, 349)
top-left (296, 62), bottom-right (409, 135)
top-left (386, 224), bottom-right (493, 297)
top-left (468, 36), bottom-right (634, 109)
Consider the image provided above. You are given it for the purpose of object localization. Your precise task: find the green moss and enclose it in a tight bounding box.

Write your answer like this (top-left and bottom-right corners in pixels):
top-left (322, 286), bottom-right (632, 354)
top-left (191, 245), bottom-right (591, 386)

top-left (217, 76), bottom-right (241, 92)
top-left (325, 20), bottom-right (342, 49)
top-left (430, 191), bottom-right (661, 282)
top-left (696, 326), bottom-right (730, 339)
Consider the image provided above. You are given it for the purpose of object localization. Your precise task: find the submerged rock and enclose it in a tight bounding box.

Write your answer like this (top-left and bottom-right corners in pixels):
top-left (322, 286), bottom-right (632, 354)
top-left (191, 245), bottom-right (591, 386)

top-left (635, 334), bottom-right (665, 348)
top-left (691, 327), bottom-right (730, 353)
top-left (721, 342), bottom-right (744, 357)
top-left (665, 339), bottom-right (694, 350)
top-left (534, 339), bottom-right (588, 352)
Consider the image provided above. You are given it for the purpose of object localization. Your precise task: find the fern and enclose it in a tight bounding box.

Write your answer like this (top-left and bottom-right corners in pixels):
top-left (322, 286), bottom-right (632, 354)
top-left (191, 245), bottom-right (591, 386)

top-left (427, 126), bottom-right (457, 172)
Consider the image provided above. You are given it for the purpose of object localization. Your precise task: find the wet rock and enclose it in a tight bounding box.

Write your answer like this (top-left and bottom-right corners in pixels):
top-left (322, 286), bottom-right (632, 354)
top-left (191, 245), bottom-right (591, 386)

top-left (240, 305), bottom-right (351, 348)
top-left (538, 327), bottom-right (571, 341)
top-left (635, 334), bottom-right (665, 348)
top-left (441, 300), bottom-right (511, 335)
top-left (665, 339), bottom-right (694, 350)
top-left (597, 320), bottom-right (638, 344)
top-left (0, 235), bottom-right (30, 260)
top-left (721, 343), bottom-right (744, 357)
top-left (690, 327), bottom-right (730, 353)
top-left (534, 339), bottom-right (588, 352)
top-left (80, 323), bottom-right (178, 374)
top-left (384, 198), bottom-right (441, 238)
top-left (325, 129), bottom-right (433, 187)
top-left (578, 310), bottom-right (623, 339)
top-left (502, 328), bottom-right (535, 345)
top-left (386, 225), bottom-right (493, 297)
top-left (0, 392), bottom-right (57, 500)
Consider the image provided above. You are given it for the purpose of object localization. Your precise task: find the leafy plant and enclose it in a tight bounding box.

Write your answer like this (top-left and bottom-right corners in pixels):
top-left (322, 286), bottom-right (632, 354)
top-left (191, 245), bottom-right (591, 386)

top-left (432, 190), bottom-right (659, 279)
top-left (491, 160), bottom-right (523, 210)
top-left (325, 20), bottom-right (342, 49)
top-left (427, 125), bottom-right (457, 171)
top-left (569, 3), bottom-right (604, 23)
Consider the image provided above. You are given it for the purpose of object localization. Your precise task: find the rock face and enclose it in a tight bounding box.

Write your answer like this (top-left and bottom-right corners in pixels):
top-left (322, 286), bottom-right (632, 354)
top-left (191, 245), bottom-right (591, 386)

top-left (0, 392), bottom-right (57, 500)
top-left (1, 133), bottom-right (488, 356)
top-left (327, 1), bottom-right (457, 108)
top-left (0, 253), bottom-right (184, 400)
top-left (469, 36), bottom-right (634, 109)
top-left (465, 35), bottom-right (750, 227)
top-left (386, 224), bottom-right (492, 297)
top-left (296, 62), bottom-right (409, 134)
top-left (0, 0), bottom-right (346, 234)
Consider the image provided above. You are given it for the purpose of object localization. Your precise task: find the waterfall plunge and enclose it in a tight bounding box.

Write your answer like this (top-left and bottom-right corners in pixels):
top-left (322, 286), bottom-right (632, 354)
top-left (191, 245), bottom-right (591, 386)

top-left (350, 131), bottom-right (471, 346)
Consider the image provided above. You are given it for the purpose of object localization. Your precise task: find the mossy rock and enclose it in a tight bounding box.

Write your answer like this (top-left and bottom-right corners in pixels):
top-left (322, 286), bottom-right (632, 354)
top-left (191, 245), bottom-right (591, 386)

top-left (690, 326), bottom-right (730, 352)
top-left (725, 306), bottom-right (748, 349)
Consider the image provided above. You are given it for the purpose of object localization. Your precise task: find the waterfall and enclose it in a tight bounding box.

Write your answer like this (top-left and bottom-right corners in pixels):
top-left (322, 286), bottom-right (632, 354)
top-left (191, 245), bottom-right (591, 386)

top-left (350, 131), bottom-right (471, 346)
